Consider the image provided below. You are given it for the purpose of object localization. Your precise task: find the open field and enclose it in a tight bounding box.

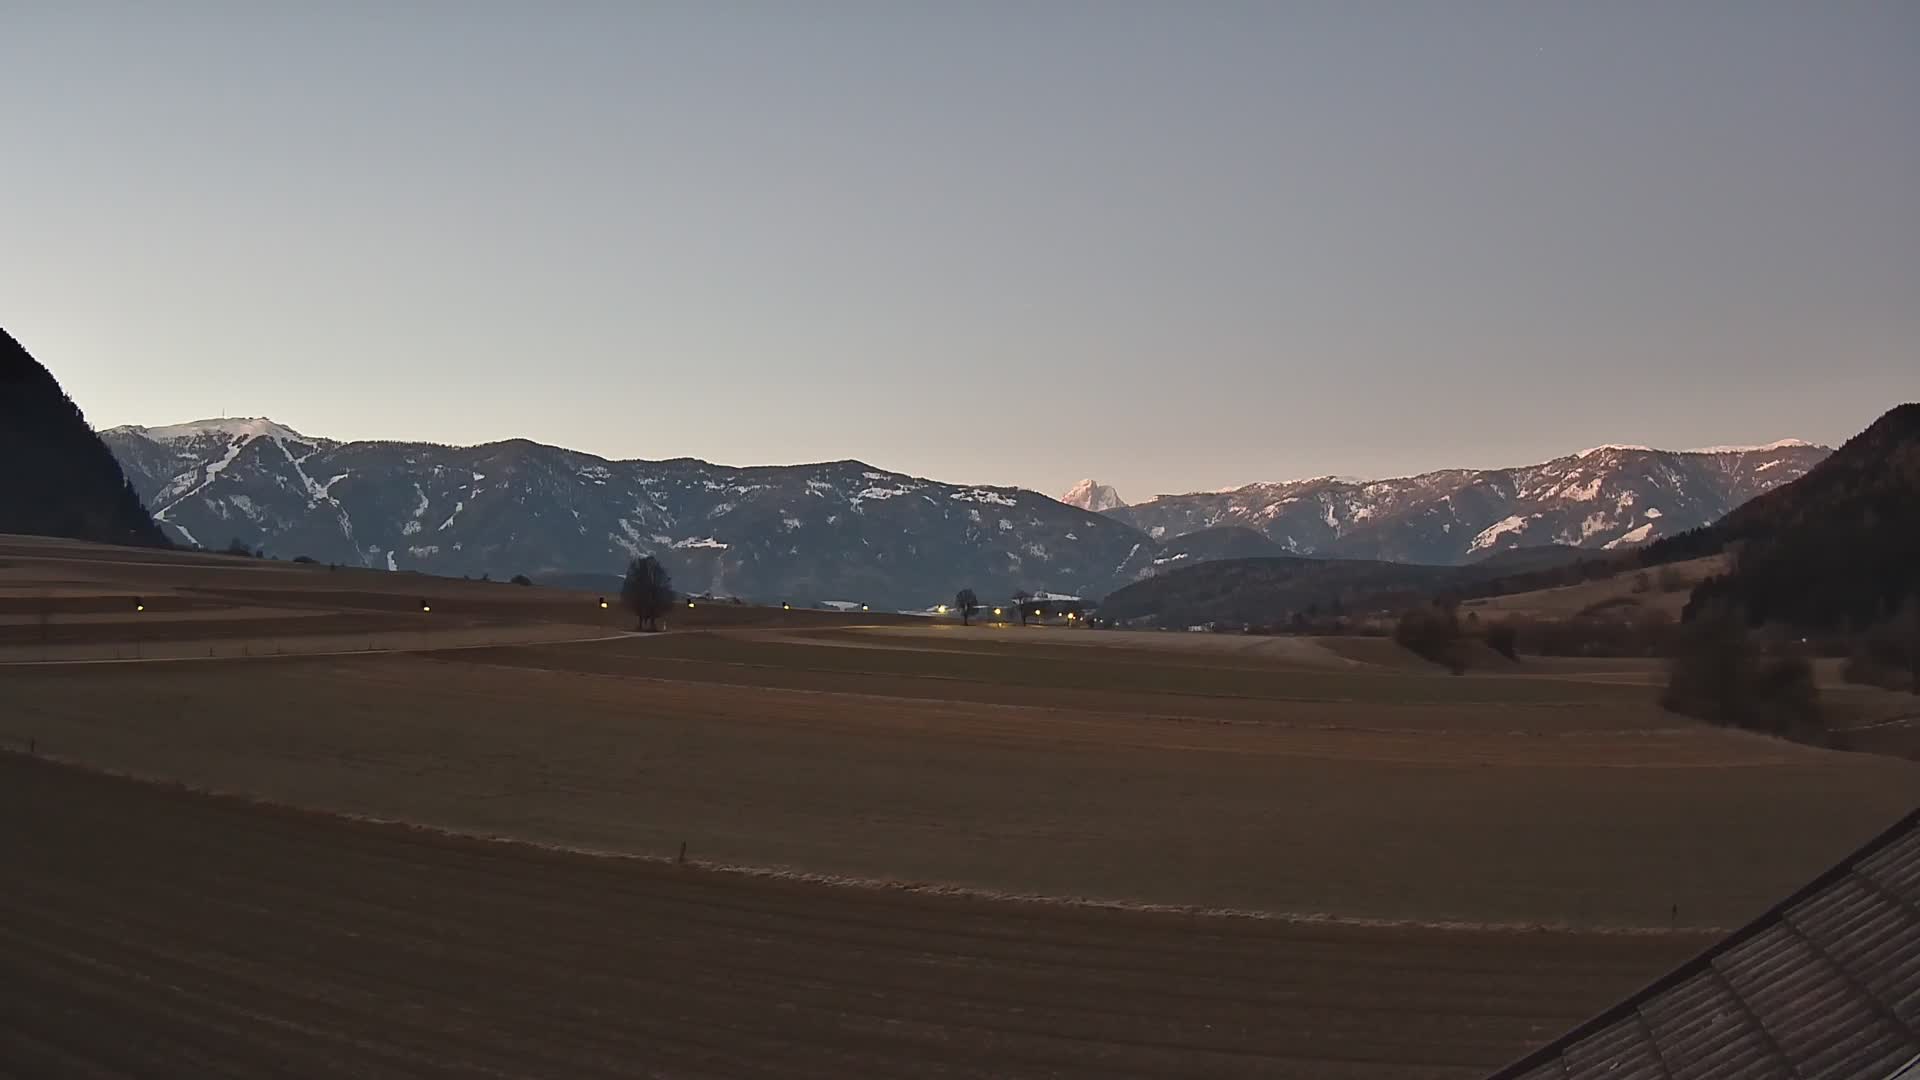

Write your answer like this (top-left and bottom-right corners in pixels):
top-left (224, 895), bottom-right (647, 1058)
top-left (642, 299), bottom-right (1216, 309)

top-left (1458, 554), bottom-right (1727, 621)
top-left (826, 622), bottom-right (1368, 667)
top-left (8, 635), bottom-right (1915, 930)
top-left (0, 533), bottom-right (914, 661)
top-left (452, 635), bottom-right (1682, 733)
top-left (522, 631), bottom-right (1664, 707)
top-left (3, 536), bottom-right (1916, 1076)
top-left (0, 754), bottom-right (1711, 1079)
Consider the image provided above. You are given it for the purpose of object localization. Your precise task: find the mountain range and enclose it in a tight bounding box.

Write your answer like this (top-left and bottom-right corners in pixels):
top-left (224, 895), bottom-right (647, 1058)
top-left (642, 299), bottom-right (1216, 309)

top-left (99, 415), bottom-right (1827, 608)
top-left (1097, 440), bottom-right (1828, 564)
top-left (101, 419), bottom-right (1156, 607)
top-left (1104, 405), bottom-right (1913, 630)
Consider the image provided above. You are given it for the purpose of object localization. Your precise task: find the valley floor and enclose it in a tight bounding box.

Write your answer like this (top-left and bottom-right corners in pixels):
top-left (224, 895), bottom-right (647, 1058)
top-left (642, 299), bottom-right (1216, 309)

top-left (0, 753), bottom-right (1702, 1079)
top-left (3, 535), bottom-right (1915, 1076)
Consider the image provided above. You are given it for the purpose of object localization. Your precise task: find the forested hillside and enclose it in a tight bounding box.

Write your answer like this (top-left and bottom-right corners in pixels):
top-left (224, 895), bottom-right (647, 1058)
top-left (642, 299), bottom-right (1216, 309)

top-left (0, 329), bottom-right (167, 547)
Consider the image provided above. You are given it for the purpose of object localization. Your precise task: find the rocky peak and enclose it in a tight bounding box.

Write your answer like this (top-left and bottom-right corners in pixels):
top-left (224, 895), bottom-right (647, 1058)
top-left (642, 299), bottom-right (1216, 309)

top-left (1060, 479), bottom-right (1125, 512)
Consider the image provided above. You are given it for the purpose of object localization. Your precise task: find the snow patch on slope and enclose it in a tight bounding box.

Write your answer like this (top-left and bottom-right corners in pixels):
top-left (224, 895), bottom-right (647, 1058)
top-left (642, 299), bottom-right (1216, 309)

top-left (952, 488), bottom-right (1018, 507)
top-left (152, 428), bottom-right (255, 521)
top-left (1604, 522), bottom-right (1656, 548)
top-left (1562, 476), bottom-right (1605, 502)
top-left (1470, 514), bottom-right (1531, 552)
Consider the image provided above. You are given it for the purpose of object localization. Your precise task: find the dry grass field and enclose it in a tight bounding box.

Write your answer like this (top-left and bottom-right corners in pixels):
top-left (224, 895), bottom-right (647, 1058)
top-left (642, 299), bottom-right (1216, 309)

top-left (8, 641), bottom-right (1912, 931)
top-left (3, 535), bottom-right (1916, 1076)
top-left (1458, 554), bottom-right (1728, 621)
top-left (0, 754), bottom-right (1706, 1079)
top-left (0, 534), bottom-right (911, 661)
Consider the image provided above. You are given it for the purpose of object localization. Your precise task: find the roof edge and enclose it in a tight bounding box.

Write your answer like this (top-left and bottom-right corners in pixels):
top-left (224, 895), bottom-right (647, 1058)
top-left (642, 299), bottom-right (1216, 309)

top-left (1487, 807), bottom-right (1920, 1079)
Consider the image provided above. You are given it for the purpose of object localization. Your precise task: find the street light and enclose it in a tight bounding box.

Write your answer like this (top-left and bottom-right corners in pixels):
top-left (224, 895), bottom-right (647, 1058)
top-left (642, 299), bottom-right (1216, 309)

top-left (598, 597), bottom-right (609, 610)
top-left (133, 596), bottom-right (145, 613)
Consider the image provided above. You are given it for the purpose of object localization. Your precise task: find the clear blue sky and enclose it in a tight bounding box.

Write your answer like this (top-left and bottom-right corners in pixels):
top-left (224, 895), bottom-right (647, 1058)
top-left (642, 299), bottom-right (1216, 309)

top-left (4, 3), bottom-right (1915, 500)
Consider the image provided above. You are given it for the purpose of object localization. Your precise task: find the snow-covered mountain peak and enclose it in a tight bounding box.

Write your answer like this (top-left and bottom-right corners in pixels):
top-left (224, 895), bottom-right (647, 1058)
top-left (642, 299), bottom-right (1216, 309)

top-left (1684, 438), bottom-right (1814, 454)
top-left (115, 417), bottom-right (310, 444)
top-left (1060, 479), bottom-right (1125, 512)
top-left (1575, 444), bottom-right (1656, 458)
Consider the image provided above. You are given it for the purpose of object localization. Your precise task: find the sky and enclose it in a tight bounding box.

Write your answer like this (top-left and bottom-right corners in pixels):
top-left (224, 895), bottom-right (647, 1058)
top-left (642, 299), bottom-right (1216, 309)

top-left (3, 3), bottom-right (1915, 500)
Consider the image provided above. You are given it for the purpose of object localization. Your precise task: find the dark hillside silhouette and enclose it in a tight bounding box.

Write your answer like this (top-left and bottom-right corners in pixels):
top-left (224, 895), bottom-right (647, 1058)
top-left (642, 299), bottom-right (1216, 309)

top-left (1671, 404), bottom-right (1919, 631)
top-left (0, 328), bottom-right (167, 547)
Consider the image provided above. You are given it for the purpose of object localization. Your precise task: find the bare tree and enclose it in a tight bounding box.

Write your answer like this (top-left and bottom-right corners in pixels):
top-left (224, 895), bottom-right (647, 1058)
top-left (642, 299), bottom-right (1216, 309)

top-left (622, 556), bottom-right (676, 632)
top-left (955, 588), bottom-right (979, 626)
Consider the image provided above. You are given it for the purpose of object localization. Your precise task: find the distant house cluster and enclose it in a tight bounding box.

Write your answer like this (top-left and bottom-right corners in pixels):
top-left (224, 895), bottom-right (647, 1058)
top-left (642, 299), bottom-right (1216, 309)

top-left (1010, 590), bottom-right (1091, 624)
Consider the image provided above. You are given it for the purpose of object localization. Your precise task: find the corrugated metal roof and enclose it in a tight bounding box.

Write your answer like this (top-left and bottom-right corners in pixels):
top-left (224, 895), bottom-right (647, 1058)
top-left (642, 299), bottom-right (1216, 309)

top-left (1490, 809), bottom-right (1920, 1080)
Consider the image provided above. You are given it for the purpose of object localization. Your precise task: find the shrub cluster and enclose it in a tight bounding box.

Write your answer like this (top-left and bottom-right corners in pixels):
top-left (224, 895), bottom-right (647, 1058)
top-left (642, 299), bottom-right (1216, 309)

top-left (1661, 611), bottom-right (1823, 741)
top-left (1841, 612), bottom-right (1918, 693)
top-left (1394, 604), bottom-right (1469, 675)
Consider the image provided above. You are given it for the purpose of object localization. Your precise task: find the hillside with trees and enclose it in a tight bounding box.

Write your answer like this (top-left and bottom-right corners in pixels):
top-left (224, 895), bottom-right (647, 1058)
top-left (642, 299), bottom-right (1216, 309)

top-left (1097, 555), bottom-right (1467, 627)
top-left (0, 328), bottom-right (167, 548)
top-left (1670, 403), bottom-right (1919, 632)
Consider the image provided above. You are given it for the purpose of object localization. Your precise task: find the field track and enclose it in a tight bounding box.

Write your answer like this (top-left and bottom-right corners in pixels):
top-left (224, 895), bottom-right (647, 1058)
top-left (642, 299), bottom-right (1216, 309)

top-left (0, 753), bottom-right (1706, 1079)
